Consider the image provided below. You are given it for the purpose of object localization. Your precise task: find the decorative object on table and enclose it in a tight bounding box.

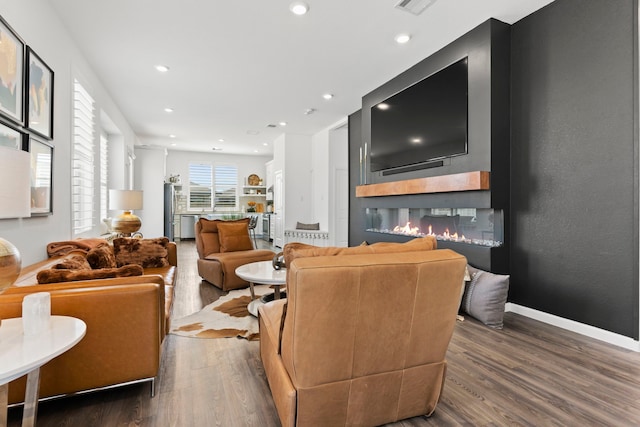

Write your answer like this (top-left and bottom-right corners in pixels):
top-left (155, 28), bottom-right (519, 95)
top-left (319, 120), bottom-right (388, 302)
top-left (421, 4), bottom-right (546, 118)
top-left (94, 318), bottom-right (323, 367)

top-left (26, 47), bottom-right (54, 139)
top-left (29, 137), bottom-right (53, 215)
top-left (109, 189), bottom-right (144, 237)
top-left (0, 145), bottom-right (30, 219)
top-left (170, 284), bottom-right (273, 340)
top-left (22, 292), bottom-right (51, 336)
top-left (247, 201), bottom-right (256, 212)
top-left (272, 252), bottom-right (286, 270)
top-left (247, 174), bottom-right (261, 186)
top-left (0, 16), bottom-right (25, 124)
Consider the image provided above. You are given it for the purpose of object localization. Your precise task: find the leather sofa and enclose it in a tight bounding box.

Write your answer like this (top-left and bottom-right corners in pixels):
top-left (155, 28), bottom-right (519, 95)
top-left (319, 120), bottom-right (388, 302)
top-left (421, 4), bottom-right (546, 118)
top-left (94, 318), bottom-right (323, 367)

top-left (195, 217), bottom-right (274, 291)
top-left (259, 237), bottom-right (466, 426)
top-left (0, 241), bottom-right (177, 405)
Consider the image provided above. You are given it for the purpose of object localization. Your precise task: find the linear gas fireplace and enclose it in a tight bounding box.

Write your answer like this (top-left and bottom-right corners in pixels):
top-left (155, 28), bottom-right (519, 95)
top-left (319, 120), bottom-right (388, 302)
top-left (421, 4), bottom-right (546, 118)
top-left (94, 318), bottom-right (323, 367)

top-left (365, 207), bottom-right (503, 248)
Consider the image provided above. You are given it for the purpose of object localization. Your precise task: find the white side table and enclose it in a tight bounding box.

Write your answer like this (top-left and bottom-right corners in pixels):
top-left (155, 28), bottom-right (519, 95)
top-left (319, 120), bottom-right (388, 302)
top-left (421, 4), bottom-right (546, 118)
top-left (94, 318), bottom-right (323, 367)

top-left (235, 261), bottom-right (287, 316)
top-left (0, 316), bottom-right (86, 427)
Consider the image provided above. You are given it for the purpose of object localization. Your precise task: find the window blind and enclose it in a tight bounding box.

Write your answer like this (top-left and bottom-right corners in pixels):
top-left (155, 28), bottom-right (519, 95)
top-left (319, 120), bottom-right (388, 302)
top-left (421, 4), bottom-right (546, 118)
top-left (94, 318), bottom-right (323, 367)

top-left (214, 164), bottom-right (237, 208)
top-left (99, 133), bottom-right (108, 221)
top-left (72, 80), bottom-right (95, 235)
top-left (189, 162), bottom-right (213, 210)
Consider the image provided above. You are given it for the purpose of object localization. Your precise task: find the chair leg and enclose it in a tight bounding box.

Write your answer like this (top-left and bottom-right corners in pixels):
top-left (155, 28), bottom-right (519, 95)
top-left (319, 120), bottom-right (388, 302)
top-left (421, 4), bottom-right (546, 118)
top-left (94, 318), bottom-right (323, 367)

top-left (250, 229), bottom-right (257, 248)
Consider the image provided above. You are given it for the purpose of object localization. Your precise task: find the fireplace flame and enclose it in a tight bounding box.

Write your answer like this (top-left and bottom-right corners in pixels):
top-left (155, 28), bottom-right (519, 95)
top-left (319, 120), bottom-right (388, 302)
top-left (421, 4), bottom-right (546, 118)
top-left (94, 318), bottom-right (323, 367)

top-left (393, 222), bottom-right (421, 236)
top-left (395, 222), bottom-right (466, 242)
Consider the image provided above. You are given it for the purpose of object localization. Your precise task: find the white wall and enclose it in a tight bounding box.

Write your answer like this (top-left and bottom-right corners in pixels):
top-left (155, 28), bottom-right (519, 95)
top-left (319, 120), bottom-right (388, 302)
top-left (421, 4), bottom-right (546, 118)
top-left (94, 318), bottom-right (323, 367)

top-left (311, 130), bottom-right (330, 230)
top-left (0, 0), bottom-right (138, 264)
top-left (135, 148), bottom-right (166, 237)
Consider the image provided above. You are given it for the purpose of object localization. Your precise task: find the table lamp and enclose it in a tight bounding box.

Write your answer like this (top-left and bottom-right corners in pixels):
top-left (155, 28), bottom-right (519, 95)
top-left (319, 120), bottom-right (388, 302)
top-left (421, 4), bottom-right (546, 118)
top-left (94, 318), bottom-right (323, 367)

top-left (0, 146), bottom-right (32, 326)
top-left (109, 189), bottom-right (143, 237)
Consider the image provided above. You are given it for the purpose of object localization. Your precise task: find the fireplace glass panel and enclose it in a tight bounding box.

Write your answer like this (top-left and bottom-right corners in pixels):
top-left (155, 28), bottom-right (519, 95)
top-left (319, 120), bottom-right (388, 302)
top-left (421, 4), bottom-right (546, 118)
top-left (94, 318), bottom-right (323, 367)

top-left (365, 207), bottom-right (503, 247)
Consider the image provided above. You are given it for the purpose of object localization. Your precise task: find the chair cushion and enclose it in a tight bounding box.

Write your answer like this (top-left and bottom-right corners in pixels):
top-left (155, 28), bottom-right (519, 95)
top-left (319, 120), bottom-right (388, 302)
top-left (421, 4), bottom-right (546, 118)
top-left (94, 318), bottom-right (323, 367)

top-left (37, 264), bottom-right (144, 284)
top-left (86, 245), bottom-right (117, 269)
top-left (113, 237), bottom-right (170, 268)
top-left (196, 218), bottom-right (250, 256)
top-left (461, 265), bottom-right (510, 329)
top-left (52, 255), bottom-right (92, 271)
top-left (217, 222), bottom-right (253, 252)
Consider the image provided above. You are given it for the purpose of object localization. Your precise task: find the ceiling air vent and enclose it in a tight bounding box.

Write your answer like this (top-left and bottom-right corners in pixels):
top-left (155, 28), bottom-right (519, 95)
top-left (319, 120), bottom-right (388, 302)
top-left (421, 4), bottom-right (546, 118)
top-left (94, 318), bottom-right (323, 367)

top-left (395, 0), bottom-right (437, 15)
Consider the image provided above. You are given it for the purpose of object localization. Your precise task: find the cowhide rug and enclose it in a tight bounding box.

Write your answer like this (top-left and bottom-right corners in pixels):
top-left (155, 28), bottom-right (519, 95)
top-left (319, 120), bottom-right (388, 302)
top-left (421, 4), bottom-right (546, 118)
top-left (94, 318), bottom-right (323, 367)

top-left (170, 285), bottom-right (272, 340)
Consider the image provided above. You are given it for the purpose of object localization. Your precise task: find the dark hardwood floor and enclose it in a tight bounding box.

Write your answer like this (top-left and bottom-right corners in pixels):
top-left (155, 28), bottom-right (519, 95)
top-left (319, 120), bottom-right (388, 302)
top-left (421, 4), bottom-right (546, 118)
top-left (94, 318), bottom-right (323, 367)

top-left (8, 240), bottom-right (640, 426)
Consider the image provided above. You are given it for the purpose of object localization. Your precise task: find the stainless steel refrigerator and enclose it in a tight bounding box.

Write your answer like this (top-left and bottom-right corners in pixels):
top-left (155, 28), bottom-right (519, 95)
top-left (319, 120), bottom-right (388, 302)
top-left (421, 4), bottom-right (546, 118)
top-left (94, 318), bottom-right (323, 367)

top-left (164, 183), bottom-right (175, 241)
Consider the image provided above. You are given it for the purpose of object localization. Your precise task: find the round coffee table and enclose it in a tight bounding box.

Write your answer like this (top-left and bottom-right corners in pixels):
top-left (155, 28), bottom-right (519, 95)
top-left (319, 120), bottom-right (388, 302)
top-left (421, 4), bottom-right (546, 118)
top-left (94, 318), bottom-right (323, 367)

top-left (0, 315), bottom-right (86, 427)
top-left (235, 261), bottom-right (286, 316)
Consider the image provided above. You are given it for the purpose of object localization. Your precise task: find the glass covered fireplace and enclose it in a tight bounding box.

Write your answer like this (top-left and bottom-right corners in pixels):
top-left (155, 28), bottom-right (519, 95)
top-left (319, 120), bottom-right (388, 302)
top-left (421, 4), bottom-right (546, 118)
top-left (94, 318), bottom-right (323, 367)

top-left (365, 207), bottom-right (503, 248)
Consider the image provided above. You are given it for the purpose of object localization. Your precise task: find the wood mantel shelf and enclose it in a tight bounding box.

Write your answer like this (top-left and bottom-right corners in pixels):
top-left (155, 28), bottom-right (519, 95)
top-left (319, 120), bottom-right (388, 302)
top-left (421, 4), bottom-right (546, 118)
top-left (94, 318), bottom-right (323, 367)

top-left (355, 171), bottom-right (490, 197)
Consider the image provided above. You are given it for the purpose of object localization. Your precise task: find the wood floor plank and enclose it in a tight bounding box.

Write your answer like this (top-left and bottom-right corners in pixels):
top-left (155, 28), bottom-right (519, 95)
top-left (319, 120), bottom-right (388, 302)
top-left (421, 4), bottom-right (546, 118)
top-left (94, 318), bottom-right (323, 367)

top-left (7, 240), bottom-right (640, 426)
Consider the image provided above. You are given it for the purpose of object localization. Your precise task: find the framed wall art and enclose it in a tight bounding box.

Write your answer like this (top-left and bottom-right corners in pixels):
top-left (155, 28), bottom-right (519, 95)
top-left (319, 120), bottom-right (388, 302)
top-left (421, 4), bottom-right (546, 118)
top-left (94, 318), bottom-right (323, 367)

top-left (0, 16), bottom-right (25, 124)
top-left (29, 136), bottom-right (53, 215)
top-left (0, 120), bottom-right (25, 150)
top-left (26, 47), bottom-right (54, 139)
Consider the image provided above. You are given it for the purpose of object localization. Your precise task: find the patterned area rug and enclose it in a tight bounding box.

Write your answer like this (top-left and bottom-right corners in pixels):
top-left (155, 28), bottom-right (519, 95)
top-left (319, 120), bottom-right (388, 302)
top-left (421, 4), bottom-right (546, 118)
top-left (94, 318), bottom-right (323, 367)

top-left (170, 285), bottom-right (272, 340)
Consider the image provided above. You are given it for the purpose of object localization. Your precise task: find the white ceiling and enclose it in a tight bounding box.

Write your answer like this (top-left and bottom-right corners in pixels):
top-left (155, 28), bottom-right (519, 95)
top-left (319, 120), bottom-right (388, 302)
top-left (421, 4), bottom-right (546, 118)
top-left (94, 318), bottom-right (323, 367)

top-left (49, 0), bottom-right (555, 156)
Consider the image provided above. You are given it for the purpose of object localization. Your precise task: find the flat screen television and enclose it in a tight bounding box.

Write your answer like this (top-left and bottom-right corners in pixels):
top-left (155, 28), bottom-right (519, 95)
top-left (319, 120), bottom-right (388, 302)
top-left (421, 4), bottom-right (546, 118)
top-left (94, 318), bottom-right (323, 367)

top-left (370, 57), bottom-right (468, 172)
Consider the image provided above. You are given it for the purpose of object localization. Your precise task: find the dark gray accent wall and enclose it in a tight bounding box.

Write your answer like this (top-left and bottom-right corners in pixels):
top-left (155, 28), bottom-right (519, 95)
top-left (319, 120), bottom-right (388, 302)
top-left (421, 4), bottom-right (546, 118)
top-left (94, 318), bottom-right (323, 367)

top-left (511, 0), bottom-right (639, 338)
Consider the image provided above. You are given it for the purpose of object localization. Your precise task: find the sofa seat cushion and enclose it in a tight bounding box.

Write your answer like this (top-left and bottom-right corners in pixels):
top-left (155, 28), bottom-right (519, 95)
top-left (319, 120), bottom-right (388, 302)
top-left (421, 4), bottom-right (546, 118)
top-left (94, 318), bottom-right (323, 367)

top-left (200, 249), bottom-right (275, 290)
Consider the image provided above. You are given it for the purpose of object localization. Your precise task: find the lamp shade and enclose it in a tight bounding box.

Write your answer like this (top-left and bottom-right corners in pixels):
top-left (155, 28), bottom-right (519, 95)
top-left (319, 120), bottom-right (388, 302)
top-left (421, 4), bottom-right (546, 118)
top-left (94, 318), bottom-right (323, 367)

top-left (0, 146), bottom-right (31, 219)
top-left (109, 190), bottom-right (143, 211)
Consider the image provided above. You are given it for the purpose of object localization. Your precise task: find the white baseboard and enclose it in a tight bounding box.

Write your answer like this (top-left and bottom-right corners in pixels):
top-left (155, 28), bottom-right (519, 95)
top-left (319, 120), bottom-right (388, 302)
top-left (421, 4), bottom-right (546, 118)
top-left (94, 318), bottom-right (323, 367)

top-left (505, 303), bottom-right (640, 352)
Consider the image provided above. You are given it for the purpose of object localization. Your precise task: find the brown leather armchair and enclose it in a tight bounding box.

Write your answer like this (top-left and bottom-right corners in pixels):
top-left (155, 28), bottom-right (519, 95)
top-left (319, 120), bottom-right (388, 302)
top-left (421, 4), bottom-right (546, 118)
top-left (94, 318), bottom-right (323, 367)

top-left (259, 248), bottom-right (467, 426)
top-left (195, 217), bottom-right (274, 291)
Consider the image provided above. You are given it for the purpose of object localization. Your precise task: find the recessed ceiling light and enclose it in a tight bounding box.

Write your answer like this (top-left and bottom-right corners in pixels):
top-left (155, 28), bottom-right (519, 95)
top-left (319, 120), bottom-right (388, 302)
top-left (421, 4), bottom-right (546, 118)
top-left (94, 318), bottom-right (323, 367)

top-left (155, 65), bottom-right (170, 72)
top-left (253, 150), bottom-right (259, 153)
top-left (395, 33), bottom-right (411, 44)
top-left (263, 142), bottom-right (268, 146)
top-left (323, 93), bottom-right (334, 100)
top-left (170, 143), bottom-right (177, 146)
top-left (279, 122), bottom-right (287, 126)
top-left (169, 134), bottom-right (176, 138)
top-left (289, 2), bottom-right (309, 15)
top-left (247, 130), bottom-right (260, 135)
top-left (376, 103), bottom-right (390, 110)
top-left (410, 137), bottom-right (422, 144)
top-left (218, 139), bottom-right (225, 142)
top-left (164, 107), bottom-right (174, 113)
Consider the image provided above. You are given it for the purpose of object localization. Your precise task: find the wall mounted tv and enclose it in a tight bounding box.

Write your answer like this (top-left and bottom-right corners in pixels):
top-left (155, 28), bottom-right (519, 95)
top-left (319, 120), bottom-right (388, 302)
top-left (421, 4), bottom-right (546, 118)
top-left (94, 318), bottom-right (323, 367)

top-left (370, 57), bottom-right (468, 173)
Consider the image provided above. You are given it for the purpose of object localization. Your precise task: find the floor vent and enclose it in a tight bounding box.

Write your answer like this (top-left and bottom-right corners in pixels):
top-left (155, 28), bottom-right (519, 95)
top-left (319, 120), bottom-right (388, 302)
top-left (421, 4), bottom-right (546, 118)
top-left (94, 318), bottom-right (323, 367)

top-left (395, 0), bottom-right (437, 15)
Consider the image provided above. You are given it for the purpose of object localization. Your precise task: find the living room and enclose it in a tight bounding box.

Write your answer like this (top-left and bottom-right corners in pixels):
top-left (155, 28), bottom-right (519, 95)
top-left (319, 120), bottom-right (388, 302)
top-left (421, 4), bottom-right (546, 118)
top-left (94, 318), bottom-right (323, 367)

top-left (1, 0), bottom-right (639, 425)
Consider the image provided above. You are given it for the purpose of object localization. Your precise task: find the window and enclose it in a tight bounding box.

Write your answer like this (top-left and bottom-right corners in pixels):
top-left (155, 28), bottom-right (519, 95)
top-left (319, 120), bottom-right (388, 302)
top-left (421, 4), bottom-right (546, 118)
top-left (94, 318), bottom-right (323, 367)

top-left (214, 164), bottom-right (238, 208)
top-left (72, 80), bottom-right (95, 235)
top-left (189, 162), bottom-right (213, 210)
top-left (99, 133), bottom-right (108, 221)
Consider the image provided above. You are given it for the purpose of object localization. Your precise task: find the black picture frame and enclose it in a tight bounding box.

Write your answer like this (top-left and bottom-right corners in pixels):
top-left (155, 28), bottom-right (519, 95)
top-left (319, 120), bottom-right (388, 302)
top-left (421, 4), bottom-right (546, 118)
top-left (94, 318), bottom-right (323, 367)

top-left (29, 136), bottom-right (53, 216)
top-left (0, 119), bottom-right (26, 150)
top-left (26, 47), bottom-right (54, 140)
top-left (0, 15), bottom-right (25, 124)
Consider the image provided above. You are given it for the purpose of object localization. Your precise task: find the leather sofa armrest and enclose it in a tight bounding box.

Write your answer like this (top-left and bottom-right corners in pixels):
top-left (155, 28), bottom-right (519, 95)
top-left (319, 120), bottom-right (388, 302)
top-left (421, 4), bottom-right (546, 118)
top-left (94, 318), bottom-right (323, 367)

top-left (0, 283), bottom-right (163, 404)
top-left (259, 299), bottom-right (288, 354)
top-left (167, 241), bottom-right (177, 266)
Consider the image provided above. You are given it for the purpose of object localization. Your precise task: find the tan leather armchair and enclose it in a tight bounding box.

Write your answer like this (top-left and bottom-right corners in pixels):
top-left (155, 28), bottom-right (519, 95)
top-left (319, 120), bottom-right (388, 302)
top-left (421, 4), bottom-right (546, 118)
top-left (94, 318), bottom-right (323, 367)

top-left (259, 248), bottom-right (467, 426)
top-left (195, 218), bottom-right (274, 291)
